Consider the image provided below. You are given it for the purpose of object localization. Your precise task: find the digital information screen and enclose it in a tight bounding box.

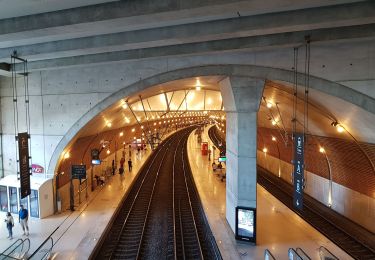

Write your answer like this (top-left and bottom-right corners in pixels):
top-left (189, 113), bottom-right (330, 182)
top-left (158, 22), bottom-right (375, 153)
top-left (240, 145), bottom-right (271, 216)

top-left (235, 206), bottom-right (256, 243)
top-left (218, 156), bottom-right (226, 162)
top-left (91, 159), bottom-right (101, 165)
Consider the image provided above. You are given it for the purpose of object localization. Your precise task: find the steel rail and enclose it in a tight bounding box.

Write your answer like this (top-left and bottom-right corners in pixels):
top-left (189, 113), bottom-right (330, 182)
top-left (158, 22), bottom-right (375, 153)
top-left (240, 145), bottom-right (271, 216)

top-left (135, 138), bottom-right (175, 259)
top-left (108, 136), bottom-right (175, 259)
top-left (136, 133), bottom-right (184, 259)
top-left (181, 134), bottom-right (204, 259)
top-left (172, 135), bottom-right (186, 260)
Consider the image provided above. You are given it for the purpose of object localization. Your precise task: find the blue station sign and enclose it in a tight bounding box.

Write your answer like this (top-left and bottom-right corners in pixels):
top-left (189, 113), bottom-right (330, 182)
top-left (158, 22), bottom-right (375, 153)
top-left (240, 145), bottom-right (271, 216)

top-left (293, 133), bottom-right (304, 210)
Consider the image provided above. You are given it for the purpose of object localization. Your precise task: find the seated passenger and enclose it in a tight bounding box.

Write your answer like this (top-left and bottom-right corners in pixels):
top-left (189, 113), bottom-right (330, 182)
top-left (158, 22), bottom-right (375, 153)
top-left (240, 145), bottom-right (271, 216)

top-left (212, 162), bottom-right (217, 171)
top-left (217, 162), bottom-right (223, 170)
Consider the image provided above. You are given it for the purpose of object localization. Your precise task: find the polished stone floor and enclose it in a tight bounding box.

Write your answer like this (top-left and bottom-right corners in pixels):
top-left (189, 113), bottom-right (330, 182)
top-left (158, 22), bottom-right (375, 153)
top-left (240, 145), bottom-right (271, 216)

top-left (0, 127), bottom-right (352, 259)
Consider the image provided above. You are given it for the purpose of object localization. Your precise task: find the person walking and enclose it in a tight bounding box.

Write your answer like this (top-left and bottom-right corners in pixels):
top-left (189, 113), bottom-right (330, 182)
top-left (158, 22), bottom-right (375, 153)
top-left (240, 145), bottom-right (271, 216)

top-left (128, 158), bottom-right (132, 171)
top-left (111, 159), bottom-right (115, 175)
top-left (19, 205), bottom-right (29, 236)
top-left (5, 212), bottom-right (14, 239)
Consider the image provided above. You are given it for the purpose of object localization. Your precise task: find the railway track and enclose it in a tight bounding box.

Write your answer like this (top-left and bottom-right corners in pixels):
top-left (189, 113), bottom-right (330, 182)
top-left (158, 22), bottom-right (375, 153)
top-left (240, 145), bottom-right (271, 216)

top-left (257, 169), bottom-right (375, 260)
top-left (92, 127), bottom-right (222, 260)
top-left (208, 125), bottom-right (375, 260)
top-left (208, 126), bottom-right (225, 155)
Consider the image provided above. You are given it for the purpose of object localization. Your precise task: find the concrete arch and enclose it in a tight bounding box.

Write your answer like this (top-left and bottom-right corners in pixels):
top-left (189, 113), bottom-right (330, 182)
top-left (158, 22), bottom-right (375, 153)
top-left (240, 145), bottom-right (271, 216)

top-left (47, 64), bottom-right (375, 177)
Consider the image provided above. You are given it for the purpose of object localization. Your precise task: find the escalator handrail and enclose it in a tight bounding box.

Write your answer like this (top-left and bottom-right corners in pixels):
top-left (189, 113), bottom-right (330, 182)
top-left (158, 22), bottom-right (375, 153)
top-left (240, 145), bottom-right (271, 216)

top-left (0, 239), bottom-right (23, 256)
top-left (264, 249), bottom-right (276, 260)
top-left (28, 226), bottom-right (58, 259)
top-left (288, 248), bottom-right (304, 260)
top-left (318, 246), bottom-right (339, 260)
top-left (295, 247), bottom-right (311, 260)
top-left (0, 238), bottom-right (30, 260)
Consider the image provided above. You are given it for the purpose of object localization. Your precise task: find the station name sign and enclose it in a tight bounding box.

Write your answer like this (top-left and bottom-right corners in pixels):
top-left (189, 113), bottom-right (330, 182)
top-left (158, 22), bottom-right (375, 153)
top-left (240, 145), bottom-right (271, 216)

top-left (293, 133), bottom-right (304, 210)
top-left (18, 132), bottom-right (31, 199)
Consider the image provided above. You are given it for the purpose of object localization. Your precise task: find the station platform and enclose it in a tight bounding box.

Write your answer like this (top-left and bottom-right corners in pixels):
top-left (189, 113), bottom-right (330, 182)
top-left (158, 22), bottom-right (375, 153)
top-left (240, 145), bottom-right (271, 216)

top-left (0, 147), bottom-right (152, 259)
top-left (0, 127), bottom-right (352, 259)
top-left (187, 125), bottom-right (352, 259)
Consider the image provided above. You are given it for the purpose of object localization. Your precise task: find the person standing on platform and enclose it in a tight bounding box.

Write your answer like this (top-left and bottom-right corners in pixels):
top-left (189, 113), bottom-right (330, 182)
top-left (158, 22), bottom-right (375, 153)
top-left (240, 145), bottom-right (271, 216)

top-left (128, 158), bottom-right (132, 171)
top-left (4, 212), bottom-right (14, 239)
top-left (19, 205), bottom-right (29, 236)
top-left (111, 159), bottom-right (115, 175)
top-left (120, 156), bottom-right (125, 175)
top-left (120, 156), bottom-right (125, 169)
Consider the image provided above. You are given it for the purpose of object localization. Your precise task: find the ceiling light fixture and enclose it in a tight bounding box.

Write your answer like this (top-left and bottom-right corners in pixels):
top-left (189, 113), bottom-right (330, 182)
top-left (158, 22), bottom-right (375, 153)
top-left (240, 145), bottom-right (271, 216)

top-left (195, 79), bottom-right (201, 91)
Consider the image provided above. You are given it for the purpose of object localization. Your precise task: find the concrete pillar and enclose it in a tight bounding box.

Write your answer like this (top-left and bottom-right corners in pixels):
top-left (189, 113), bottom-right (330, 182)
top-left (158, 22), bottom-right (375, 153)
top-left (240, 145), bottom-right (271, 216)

top-left (219, 77), bottom-right (264, 234)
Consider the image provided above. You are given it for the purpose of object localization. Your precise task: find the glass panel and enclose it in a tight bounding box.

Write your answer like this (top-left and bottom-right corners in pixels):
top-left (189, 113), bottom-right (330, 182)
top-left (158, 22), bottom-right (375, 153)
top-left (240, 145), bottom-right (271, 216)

top-left (0, 185), bottom-right (8, 212)
top-left (19, 189), bottom-right (29, 212)
top-left (296, 248), bottom-right (311, 260)
top-left (264, 249), bottom-right (276, 260)
top-left (288, 248), bottom-right (303, 260)
top-left (9, 187), bottom-right (18, 214)
top-left (319, 246), bottom-right (339, 260)
top-left (30, 190), bottom-right (39, 218)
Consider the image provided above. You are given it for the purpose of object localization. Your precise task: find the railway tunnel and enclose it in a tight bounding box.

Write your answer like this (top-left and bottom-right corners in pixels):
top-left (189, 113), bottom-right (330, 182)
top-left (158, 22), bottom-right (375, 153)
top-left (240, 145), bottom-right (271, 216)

top-left (0, 1), bottom-right (375, 259)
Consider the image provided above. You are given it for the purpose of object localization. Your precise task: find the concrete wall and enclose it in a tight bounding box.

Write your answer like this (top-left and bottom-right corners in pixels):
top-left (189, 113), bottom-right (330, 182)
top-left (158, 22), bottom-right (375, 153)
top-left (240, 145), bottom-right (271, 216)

top-left (257, 150), bottom-right (375, 233)
top-left (1, 45), bottom-right (375, 178)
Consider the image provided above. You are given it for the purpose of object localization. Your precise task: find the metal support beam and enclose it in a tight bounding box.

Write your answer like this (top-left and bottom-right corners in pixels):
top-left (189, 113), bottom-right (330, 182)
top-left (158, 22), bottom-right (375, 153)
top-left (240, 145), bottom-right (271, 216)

top-left (127, 101), bottom-right (153, 149)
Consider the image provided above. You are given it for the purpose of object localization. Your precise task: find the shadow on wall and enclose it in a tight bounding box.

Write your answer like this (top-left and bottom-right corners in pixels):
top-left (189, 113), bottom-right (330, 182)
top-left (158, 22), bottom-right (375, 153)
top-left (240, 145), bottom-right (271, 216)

top-left (257, 127), bottom-right (375, 233)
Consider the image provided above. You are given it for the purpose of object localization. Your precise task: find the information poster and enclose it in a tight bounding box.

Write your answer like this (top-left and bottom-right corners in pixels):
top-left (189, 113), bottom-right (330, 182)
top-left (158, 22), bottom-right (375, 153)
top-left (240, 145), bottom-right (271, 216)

top-left (235, 206), bottom-right (256, 243)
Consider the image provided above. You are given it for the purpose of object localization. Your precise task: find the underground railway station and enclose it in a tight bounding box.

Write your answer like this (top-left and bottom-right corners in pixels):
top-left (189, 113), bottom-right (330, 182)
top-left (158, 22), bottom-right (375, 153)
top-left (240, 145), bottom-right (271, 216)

top-left (0, 1), bottom-right (374, 259)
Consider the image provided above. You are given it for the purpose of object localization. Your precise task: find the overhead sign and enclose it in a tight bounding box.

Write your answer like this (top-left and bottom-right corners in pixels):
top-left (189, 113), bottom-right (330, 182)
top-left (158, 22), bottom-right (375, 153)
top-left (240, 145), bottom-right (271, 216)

top-left (218, 156), bottom-right (226, 162)
top-left (293, 133), bottom-right (304, 210)
top-left (72, 165), bottom-right (87, 179)
top-left (31, 164), bottom-right (44, 174)
top-left (91, 159), bottom-right (101, 165)
top-left (91, 149), bottom-right (99, 160)
top-left (18, 132), bottom-right (31, 199)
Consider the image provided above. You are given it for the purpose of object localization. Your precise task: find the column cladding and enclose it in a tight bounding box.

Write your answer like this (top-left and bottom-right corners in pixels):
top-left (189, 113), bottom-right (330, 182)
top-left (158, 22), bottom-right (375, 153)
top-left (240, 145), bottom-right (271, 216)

top-left (219, 76), bottom-right (264, 234)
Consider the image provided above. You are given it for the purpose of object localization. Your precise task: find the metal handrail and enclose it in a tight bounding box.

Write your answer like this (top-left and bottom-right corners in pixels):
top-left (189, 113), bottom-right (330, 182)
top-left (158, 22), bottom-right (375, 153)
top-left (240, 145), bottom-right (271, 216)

top-left (264, 249), bottom-right (276, 260)
top-left (108, 135), bottom-right (175, 259)
top-left (28, 227), bottom-right (58, 259)
top-left (296, 247), bottom-right (311, 260)
top-left (319, 246), bottom-right (339, 260)
top-left (0, 238), bottom-right (30, 260)
top-left (28, 237), bottom-right (53, 260)
top-left (1, 239), bottom-right (23, 257)
top-left (288, 248), bottom-right (303, 260)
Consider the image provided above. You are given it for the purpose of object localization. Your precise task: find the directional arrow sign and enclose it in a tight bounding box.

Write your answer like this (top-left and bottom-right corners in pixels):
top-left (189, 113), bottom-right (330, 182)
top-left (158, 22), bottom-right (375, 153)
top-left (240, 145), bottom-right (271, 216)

top-left (293, 133), bottom-right (304, 210)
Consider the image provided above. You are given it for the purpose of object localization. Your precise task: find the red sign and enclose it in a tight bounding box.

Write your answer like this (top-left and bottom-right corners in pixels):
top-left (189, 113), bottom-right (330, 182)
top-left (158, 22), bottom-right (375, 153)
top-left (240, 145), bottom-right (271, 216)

top-left (31, 164), bottom-right (44, 174)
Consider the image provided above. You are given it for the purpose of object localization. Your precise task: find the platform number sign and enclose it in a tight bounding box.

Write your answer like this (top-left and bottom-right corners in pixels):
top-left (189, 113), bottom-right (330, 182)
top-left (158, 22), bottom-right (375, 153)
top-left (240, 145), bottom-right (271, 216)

top-left (293, 133), bottom-right (304, 210)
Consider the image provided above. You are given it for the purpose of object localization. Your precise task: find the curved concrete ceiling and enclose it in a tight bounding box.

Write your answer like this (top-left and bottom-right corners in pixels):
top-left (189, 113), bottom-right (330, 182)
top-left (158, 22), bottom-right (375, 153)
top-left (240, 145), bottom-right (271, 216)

top-left (76, 76), bottom-right (224, 138)
top-left (73, 76), bottom-right (375, 145)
